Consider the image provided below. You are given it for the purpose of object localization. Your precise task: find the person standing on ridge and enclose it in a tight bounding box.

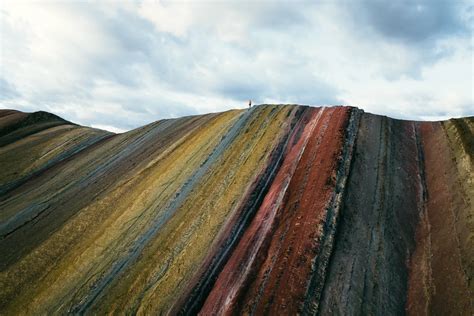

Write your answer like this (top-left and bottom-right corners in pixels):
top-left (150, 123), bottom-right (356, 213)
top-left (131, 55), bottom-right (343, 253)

top-left (248, 99), bottom-right (252, 108)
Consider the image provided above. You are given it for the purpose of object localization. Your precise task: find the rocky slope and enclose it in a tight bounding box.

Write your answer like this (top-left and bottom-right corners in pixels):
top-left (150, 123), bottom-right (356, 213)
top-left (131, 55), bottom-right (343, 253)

top-left (0, 105), bottom-right (472, 315)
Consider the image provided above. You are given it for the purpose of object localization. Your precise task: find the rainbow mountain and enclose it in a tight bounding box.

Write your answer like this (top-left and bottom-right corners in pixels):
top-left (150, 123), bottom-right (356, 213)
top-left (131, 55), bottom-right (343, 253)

top-left (0, 105), bottom-right (472, 315)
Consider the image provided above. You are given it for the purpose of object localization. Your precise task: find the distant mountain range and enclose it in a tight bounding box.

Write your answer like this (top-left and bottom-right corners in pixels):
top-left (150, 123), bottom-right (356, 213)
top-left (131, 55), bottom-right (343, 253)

top-left (0, 105), bottom-right (472, 315)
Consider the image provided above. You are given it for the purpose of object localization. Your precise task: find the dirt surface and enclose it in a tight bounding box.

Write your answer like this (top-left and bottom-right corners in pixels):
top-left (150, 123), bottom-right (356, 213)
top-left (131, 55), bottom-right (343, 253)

top-left (0, 107), bottom-right (472, 315)
top-left (319, 114), bottom-right (424, 315)
top-left (406, 121), bottom-right (472, 315)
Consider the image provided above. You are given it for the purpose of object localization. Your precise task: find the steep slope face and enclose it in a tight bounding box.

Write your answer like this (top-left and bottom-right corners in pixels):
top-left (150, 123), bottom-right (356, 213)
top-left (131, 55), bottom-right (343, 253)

top-left (196, 107), bottom-right (356, 315)
top-left (407, 119), bottom-right (473, 315)
top-left (0, 106), bottom-right (472, 315)
top-left (319, 116), bottom-right (425, 315)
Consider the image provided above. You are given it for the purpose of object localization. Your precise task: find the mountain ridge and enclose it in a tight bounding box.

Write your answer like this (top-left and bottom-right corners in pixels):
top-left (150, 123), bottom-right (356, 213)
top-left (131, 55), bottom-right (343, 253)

top-left (0, 105), bottom-right (472, 315)
top-left (2, 105), bottom-right (472, 135)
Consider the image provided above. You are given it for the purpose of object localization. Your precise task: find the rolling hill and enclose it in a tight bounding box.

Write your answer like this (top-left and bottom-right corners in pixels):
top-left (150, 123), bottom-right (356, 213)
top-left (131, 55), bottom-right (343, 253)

top-left (0, 105), bottom-right (472, 315)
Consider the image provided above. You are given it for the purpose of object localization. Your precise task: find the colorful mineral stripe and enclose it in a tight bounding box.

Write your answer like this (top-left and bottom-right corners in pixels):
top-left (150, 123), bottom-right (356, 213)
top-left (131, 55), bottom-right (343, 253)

top-left (0, 105), bottom-right (472, 315)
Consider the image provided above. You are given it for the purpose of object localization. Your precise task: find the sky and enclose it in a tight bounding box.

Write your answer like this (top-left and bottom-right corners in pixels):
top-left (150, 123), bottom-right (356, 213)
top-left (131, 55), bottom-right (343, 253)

top-left (1, 0), bottom-right (473, 132)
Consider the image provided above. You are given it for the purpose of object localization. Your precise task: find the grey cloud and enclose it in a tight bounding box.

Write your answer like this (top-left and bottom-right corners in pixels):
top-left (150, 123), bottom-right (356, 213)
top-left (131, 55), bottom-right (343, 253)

top-left (216, 77), bottom-right (268, 102)
top-left (52, 2), bottom-right (335, 112)
top-left (1, 3), bottom-right (203, 131)
top-left (94, 95), bottom-right (199, 130)
top-left (93, 8), bottom-right (198, 92)
top-left (215, 68), bottom-right (341, 106)
top-left (251, 3), bottom-right (310, 30)
top-left (79, 6), bottom-right (157, 88)
top-left (102, 9), bottom-right (156, 54)
top-left (1, 1), bottom-right (471, 131)
top-left (79, 92), bottom-right (199, 130)
top-left (0, 78), bottom-right (20, 100)
top-left (120, 96), bottom-right (199, 120)
top-left (270, 75), bottom-right (341, 106)
top-left (339, 0), bottom-right (470, 80)
top-left (357, 0), bottom-right (467, 43)
top-left (87, 113), bottom-right (143, 130)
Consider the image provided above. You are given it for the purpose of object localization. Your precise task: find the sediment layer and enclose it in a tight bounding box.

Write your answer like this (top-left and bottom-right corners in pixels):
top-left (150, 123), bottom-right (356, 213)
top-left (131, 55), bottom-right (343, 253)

top-left (0, 106), bottom-right (472, 315)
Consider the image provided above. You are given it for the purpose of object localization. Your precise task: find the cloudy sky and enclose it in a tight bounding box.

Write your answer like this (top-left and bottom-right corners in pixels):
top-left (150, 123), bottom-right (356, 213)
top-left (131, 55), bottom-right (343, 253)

top-left (1, 0), bottom-right (473, 132)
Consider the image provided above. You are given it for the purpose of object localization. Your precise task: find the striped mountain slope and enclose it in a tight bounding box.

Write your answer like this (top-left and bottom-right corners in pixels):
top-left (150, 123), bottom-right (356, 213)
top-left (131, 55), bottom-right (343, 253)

top-left (0, 105), bottom-right (472, 315)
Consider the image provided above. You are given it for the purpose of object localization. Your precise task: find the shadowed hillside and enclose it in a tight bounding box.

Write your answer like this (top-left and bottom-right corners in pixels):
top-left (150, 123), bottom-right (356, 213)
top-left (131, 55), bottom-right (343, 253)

top-left (0, 105), bottom-right (472, 315)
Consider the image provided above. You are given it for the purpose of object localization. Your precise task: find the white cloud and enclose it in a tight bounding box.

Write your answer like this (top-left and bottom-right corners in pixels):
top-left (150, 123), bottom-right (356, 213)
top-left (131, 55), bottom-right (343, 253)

top-left (0, 0), bottom-right (472, 131)
top-left (135, 1), bottom-right (193, 38)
